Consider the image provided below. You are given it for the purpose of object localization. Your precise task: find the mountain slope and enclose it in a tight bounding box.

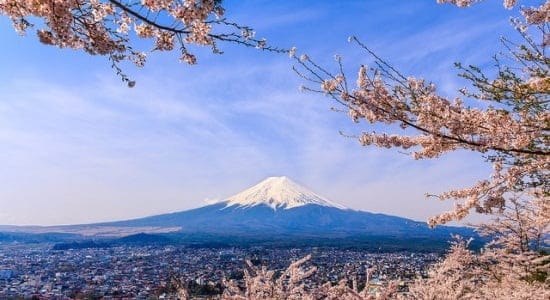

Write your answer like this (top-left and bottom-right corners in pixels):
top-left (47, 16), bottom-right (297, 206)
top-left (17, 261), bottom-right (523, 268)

top-left (104, 202), bottom-right (472, 239)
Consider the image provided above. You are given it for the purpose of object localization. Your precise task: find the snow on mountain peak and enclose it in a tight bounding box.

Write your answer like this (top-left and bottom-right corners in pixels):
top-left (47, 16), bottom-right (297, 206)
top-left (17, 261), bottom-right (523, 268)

top-left (223, 176), bottom-right (346, 210)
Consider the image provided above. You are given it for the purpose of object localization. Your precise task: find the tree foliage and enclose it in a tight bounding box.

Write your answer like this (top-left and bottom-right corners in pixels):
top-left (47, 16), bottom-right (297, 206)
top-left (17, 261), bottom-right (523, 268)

top-left (292, 0), bottom-right (549, 297)
top-left (219, 255), bottom-right (398, 300)
top-left (295, 0), bottom-right (548, 227)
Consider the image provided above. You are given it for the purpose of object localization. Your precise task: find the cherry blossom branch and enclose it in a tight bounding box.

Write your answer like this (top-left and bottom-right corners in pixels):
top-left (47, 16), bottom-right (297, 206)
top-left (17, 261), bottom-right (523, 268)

top-left (0, 0), bottom-right (289, 84)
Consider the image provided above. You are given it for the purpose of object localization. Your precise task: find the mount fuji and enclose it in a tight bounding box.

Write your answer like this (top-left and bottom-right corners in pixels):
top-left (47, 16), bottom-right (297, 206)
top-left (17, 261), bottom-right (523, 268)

top-left (97, 176), bottom-right (475, 245)
top-left (1, 176), bottom-right (477, 250)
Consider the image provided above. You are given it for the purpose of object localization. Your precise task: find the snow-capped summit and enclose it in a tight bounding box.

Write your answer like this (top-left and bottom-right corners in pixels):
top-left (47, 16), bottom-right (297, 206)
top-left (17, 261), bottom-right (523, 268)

top-left (223, 176), bottom-right (346, 210)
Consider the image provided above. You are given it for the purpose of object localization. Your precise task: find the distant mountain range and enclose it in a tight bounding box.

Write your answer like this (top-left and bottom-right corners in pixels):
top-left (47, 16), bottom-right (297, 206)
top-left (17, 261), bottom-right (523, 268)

top-left (0, 176), bottom-right (478, 251)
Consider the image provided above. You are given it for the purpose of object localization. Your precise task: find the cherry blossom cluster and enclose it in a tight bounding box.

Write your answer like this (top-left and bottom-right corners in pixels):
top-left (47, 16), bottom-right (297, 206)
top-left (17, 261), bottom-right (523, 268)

top-left (296, 23), bottom-right (548, 225)
top-left (437, 0), bottom-right (517, 9)
top-left (220, 255), bottom-right (398, 300)
top-left (436, 0), bottom-right (482, 7)
top-left (408, 236), bottom-right (549, 299)
top-left (438, 0), bottom-right (550, 24)
top-left (428, 155), bottom-right (549, 226)
top-left (522, 1), bottom-right (550, 24)
top-left (0, 0), bottom-right (286, 85)
top-left (293, 1), bottom-right (549, 296)
top-left (222, 255), bottom-right (317, 299)
top-left (299, 49), bottom-right (547, 224)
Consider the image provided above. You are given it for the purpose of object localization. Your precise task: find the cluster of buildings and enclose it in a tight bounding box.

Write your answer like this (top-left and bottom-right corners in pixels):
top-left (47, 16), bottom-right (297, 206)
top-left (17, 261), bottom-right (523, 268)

top-left (0, 244), bottom-right (440, 299)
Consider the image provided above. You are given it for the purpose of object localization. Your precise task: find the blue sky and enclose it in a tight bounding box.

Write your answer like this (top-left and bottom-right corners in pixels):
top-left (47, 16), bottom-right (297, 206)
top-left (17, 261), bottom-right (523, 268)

top-left (0, 1), bottom-right (532, 225)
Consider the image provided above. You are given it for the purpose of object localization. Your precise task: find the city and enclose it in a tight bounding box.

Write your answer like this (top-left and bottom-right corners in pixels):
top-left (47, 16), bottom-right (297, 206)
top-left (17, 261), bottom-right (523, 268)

top-left (0, 244), bottom-right (440, 299)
